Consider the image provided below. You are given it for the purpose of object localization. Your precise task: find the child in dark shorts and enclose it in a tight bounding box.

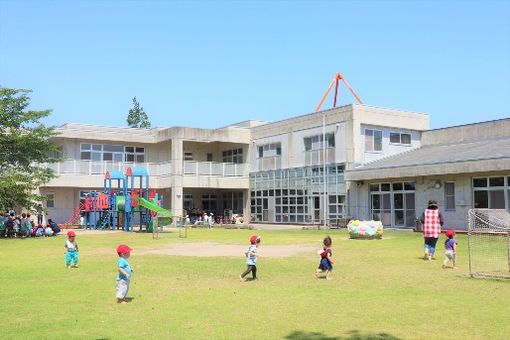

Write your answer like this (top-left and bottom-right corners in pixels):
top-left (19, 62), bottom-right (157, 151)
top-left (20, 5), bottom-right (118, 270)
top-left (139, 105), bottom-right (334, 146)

top-left (316, 236), bottom-right (334, 280)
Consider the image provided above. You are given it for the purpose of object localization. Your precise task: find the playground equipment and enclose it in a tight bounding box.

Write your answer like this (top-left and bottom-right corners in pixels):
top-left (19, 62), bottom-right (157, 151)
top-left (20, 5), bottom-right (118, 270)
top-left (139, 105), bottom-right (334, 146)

top-left (315, 72), bottom-right (363, 112)
top-left (75, 167), bottom-right (172, 232)
top-left (347, 220), bottom-right (383, 239)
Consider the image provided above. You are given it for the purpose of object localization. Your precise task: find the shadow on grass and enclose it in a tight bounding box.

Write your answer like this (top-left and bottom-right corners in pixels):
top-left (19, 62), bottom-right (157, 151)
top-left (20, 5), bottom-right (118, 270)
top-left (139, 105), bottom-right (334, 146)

top-left (124, 297), bottom-right (135, 302)
top-left (285, 330), bottom-right (402, 340)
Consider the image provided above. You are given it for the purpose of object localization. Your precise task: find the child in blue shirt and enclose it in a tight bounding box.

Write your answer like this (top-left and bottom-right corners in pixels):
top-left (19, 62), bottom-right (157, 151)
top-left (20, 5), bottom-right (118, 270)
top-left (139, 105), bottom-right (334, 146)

top-left (442, 229), bottom-right (458, 269)
top-left (116, 244), bottom-right (133, 304)
top-left (240, 235), bottom-right (261, 282)
top-left (64, 231), bottom-right (79, 268)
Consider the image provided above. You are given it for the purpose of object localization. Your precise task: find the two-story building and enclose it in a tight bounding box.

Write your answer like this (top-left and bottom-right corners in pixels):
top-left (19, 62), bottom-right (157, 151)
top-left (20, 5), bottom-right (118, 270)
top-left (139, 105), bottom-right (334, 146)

top-left (40, 104), bottom-right (509, 229)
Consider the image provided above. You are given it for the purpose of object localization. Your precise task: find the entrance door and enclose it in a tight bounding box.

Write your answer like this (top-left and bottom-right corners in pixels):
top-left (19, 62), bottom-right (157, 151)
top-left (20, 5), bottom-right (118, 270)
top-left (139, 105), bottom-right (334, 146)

top-left (313, 196), bottom-right (321, 223)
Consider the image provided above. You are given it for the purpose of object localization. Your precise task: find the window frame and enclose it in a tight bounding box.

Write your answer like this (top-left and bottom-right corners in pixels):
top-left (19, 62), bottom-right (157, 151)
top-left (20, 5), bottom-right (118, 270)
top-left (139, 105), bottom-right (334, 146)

top-left (444, 182), bottom-right (455, 211)
top-left (45, 192), bottom-right (55, 208)
top-left (364, 128), bottom-right (383, 152)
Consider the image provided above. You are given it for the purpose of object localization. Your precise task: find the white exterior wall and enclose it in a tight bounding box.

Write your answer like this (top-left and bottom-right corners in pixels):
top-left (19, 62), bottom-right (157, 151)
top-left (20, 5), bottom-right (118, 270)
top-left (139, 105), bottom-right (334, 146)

top-left (360, 124), bottom-right (421, 164)
top-left (350, 172), bottom-right (510, 230)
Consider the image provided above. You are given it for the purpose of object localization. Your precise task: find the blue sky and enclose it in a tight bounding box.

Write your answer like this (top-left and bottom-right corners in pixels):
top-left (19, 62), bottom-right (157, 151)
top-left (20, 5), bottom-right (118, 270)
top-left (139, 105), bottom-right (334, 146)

top-left (1, 0), bottom-right (509, 129)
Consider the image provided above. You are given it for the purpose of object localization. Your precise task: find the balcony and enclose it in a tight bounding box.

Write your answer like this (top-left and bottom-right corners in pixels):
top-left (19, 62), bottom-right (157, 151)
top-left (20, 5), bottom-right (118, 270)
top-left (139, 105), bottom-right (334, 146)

top-left (183, 161), bottom-right (248, 177)
top-left (44, 160), bottom-right (248, 178)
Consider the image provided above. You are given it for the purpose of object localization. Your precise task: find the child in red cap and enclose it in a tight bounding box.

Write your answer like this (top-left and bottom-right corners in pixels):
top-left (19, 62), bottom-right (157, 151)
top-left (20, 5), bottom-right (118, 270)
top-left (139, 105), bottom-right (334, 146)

top-left (64, 231), bottom-right (79, 268)
top-left (116, 244), bottom-right (133, 303)
top-left (316, 236), bottom-right (334, 280)
top-left (239, 235), bottom-right (261, 282)
top-left (442, 230), bottom-right (458, 269)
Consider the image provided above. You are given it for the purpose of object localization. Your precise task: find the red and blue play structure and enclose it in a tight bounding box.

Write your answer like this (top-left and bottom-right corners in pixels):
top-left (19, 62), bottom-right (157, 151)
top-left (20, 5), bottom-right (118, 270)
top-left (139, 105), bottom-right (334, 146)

top-left (72, 167), bottom-right (172, 231)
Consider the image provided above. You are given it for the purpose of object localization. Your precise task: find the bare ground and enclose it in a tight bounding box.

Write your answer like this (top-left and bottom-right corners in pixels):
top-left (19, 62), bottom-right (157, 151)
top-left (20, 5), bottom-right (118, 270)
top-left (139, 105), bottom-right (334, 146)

top-left (135, 242), bottom-right (317, 258)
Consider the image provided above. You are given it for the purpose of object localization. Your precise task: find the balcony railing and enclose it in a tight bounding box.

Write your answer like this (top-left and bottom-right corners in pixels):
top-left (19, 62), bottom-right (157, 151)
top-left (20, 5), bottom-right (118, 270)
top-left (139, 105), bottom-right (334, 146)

top-left (44, 160), bottom-right (248, 177)
top-left (183, 161), bottom-right (248, 177)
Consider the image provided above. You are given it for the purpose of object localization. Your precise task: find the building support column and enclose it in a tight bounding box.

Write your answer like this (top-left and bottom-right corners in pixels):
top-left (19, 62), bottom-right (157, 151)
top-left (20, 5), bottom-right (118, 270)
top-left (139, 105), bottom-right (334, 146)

top-left (171, 138), bottom-right (184, 225)
top-left (243, 189), bottom-right (250, 224)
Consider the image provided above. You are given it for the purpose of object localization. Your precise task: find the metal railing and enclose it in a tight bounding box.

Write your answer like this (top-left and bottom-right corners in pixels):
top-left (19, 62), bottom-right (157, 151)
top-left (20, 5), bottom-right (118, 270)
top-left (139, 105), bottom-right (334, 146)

top-left (183, 161), bottom-right (248, 177)
top-left (44, 160), bottom-right (248, 177)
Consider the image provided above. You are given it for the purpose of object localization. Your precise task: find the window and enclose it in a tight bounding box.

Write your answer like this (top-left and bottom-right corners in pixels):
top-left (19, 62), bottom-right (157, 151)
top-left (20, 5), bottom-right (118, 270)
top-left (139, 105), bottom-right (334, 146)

top-left (390, 132), bottom-right (412, 145)
top-left (125, 146), bottom-right (145, 163)
top-left (80, 144), bottom-right (140, 162)
top-left (202, 194), bottom-right (217, 212)
top-left (257, 143), bottom-right (281, 158)
top-left (207, 153), bottom-right (213, 162)
top-left (370, 182), bottom-right (415, 227)
top-left (183, 194), bottom-right (193, 212)
top-left (365, 129), bottom-right (382, 152)
top-left (222, 148), bottom-right (243, 163)
top-left (445, 182), bottom-right (455, 211)
top-left (473, 176), bottom-right (509, 209)
top-left (184, 152), bottom-right (193, 161)
top-left (45, 193), bottom-right (55, 208)
top-left (222, 192), bottom-right (244, 214)
top-left (304, 134), bottom-right (335, 151)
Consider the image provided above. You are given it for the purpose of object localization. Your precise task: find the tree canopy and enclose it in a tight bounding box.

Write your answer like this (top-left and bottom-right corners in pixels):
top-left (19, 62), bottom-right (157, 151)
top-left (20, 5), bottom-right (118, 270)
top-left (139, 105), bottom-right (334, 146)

top-left (126, 97), bottom-right (151, 128)
top-left (0, 87), bottom-right (61, 212)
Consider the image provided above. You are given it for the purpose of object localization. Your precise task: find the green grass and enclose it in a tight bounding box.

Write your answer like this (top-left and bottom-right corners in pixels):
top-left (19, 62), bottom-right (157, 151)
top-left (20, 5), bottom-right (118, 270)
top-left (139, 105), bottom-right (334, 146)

top-left (1, 229), bottom-right (509, 339)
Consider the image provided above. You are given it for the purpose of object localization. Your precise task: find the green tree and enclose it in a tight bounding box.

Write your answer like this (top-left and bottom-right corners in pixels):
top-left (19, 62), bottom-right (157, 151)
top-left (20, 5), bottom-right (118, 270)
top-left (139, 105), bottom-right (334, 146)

top-left (0, 87), bottom-right (61, 212)
top-left (126, 97), bottom-right (151, 128)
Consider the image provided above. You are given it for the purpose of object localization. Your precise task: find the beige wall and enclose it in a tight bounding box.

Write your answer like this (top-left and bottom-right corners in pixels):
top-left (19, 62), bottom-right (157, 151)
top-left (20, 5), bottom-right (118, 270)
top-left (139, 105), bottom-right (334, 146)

top-left (349, 171), bottom-right (510, 230)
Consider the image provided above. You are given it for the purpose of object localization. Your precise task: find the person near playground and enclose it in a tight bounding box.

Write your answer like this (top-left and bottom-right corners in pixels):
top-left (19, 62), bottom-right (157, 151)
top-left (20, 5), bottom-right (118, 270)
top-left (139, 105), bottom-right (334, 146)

top-left (116, 244), bottom-right (133, 304)
top-left (36, 204), bottom-right (44, 225)
top-left (47, 218), bottom-right (61, 235)
top-left (64, 231), bottom-right (79, 268)
top-left (240, 235), bottom-right (261, 282)
top-left (316, 236), bottom-right (334, 280)
top-left (442, 229), bottom-right (458, 269)
top-left (84, 194), bottom-right (94, 229)
top-left (420, 199), bottom-right (444, 261)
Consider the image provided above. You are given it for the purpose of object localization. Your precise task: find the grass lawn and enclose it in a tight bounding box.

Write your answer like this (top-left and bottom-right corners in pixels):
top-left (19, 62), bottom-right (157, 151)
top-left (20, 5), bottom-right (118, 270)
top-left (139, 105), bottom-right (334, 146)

top-left (1, 229), bottom-right (509, 339)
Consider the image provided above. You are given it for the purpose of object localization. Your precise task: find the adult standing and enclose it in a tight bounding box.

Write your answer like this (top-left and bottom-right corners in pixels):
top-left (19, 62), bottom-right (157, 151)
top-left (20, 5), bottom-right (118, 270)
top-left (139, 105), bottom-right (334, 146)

top-left (36, 204), bottom-right (44, 225)
top-left (420, 199), bottom-right (444, 260)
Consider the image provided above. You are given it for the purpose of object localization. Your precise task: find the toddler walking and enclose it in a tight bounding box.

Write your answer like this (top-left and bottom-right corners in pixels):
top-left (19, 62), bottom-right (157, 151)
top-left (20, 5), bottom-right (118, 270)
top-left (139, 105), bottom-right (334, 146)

top-left (64, 231), bottom-right (79, 268)
top-left (116, 244), bottom-right (133, 304)
top-left (316, 236), bottom-right (334, 280)
top-left (442, 229), bottom-right (458, 269)
top-left (240, 235), bottom-right (261, 282)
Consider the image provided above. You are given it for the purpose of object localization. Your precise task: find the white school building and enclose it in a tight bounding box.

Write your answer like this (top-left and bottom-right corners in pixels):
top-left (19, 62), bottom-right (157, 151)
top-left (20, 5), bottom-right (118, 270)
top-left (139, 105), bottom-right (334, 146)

top-left (40, 104), bottom-right (510, 230)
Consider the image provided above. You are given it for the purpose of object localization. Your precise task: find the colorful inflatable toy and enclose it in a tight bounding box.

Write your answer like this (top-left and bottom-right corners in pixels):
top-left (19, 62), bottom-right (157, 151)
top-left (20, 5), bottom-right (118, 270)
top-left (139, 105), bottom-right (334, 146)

top-left (347, 220), bottom-right (383, 239)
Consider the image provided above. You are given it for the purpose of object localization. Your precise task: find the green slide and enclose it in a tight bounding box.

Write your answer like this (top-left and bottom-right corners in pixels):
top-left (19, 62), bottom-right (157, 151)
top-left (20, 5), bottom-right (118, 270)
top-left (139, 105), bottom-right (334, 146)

top-left (138, 198), bottom-right (173, 218)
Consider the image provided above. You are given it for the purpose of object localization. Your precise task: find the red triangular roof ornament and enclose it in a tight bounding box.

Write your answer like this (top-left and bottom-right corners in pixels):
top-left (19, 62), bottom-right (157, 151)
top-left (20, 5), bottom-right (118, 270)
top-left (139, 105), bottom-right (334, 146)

top-left (105, 171), bottom-right (110, 179)
top-left (126, 167), bottom-right (133, 176)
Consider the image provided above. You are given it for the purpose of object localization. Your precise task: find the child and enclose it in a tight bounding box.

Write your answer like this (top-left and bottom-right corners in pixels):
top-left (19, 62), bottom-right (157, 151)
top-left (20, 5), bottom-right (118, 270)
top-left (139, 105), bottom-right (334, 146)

top-left (240, 235), bottom-right (261, 282)
top-left (64, 231), bottom-right (79, 268)
top-left (442, 229), bottom-right (458, 269)
top-left (316, 236), bottom-right (334, 280)
top-left (116, 244), bottom-right (133, 304)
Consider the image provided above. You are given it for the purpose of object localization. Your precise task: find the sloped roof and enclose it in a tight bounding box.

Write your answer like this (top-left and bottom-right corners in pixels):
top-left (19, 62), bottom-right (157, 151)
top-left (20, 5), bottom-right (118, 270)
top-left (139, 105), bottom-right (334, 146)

top-left (346, 136), bottom-right (510, 181)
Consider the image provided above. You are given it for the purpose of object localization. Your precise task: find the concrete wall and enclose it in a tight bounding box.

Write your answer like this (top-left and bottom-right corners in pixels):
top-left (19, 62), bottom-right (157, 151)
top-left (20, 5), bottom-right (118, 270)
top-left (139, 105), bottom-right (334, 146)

top-left (421, 118), bottom-right (510, 145)
top-left (359, 124), bottom-right (421, 164)
top-left (183, 141), bottom-right (248, 162)
top-left (349, 171), bottom-right (510, 230)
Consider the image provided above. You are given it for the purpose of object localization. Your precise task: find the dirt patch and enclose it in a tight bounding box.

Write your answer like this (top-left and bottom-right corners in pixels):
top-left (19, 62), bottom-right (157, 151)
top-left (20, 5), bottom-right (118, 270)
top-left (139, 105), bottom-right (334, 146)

top-left (136, 242), bottom-right (317, 258)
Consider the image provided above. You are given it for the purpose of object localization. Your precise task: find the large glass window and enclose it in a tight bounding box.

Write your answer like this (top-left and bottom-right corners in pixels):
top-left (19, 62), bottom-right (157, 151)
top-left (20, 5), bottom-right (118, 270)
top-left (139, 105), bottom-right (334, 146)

top-left (304, 134), bottom-right (335, 165)
top-left (222, 192), bottom-right (244, 214)
top-left (370, 182), bottom-right (415, 227)
top-left (473, 176), bottom-right (509, 209)
top-left (250, 164), bottom-right (346, 224)
top-left (258, 143), bottom-right (281, 158)
top-left (304, 133), bottom-right (335, 151)
top-left (222, 148), bottom-right (243, 163)
top-left (80, 144), bottom-right (143, 162)
top-left (365, 129), bottom-right (382, 152)
top-left (201, 194), bottom-right (217, 212)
